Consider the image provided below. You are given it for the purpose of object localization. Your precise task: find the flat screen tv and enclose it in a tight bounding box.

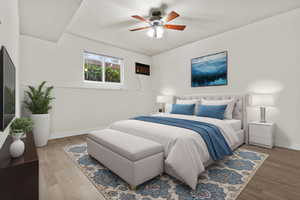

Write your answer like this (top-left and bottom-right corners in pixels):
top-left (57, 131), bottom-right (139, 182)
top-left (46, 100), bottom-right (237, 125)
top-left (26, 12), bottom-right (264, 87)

top-left (0, 46), bottom-right (16, 131)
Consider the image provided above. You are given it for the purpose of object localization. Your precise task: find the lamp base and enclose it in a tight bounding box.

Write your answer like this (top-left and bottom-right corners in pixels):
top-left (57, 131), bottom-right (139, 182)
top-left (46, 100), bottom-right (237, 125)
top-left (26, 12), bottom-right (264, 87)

top-left (260, 107), bottom-right (267, 123)
top-left (158, 103), bottom-right (165, 113)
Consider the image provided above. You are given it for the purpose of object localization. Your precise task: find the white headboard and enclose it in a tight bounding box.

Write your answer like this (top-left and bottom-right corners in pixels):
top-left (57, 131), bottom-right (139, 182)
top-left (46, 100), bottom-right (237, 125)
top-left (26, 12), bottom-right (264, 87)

top-left (175, 94), bottom-right (246, 129)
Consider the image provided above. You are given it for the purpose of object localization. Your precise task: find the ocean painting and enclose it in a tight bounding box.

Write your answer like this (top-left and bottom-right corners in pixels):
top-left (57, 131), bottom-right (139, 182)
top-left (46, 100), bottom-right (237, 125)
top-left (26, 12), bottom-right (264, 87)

top-left (191, 51), bottom-right (228, 87)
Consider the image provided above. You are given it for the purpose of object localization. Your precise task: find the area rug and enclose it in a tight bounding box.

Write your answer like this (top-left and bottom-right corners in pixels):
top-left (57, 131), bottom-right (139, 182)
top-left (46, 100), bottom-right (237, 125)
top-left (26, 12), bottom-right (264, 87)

top-left (64, 144), bottom-right (268, 200)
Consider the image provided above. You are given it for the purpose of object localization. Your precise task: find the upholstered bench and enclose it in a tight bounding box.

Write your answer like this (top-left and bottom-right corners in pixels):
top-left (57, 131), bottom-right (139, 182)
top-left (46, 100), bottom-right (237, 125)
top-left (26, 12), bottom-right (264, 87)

top-left (87, 129), bottom-right (164, 189)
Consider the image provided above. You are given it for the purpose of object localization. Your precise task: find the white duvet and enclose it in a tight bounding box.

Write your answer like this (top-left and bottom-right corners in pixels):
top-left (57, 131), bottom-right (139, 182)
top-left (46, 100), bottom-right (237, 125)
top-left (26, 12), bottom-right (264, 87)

top-left (109, 113), bottom-right (240, 189)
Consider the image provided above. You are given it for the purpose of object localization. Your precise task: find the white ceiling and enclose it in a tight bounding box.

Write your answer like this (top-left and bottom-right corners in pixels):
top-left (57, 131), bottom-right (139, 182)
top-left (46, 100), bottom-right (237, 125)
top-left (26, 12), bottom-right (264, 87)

top-left (20, 0), bottom-right (300, 55)
top-left (19, 0), bottom-right (82, 42)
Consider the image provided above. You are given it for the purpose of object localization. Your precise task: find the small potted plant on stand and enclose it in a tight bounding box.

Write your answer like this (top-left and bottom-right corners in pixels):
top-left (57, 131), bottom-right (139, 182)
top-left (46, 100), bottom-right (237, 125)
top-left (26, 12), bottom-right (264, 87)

top-left (9, 118), bottom-right (33, 158)
top-left (24, 81), bottom-right (54, 147)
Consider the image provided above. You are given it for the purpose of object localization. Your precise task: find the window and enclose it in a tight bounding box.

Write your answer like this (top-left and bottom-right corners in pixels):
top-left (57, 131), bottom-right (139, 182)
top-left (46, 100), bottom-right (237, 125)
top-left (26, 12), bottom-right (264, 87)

top-left (83, 52), bottom-right (123, 85)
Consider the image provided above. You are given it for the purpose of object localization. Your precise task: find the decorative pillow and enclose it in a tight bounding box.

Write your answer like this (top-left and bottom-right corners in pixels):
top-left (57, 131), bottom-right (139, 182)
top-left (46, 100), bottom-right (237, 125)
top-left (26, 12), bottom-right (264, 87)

top-left (201, 98), bottom-right (236, 119)
top-left (176, 99), bottom-right (199, 115)
top-left (197, 105), bottom-right (227, 120)
top-left (171, 104), bottom-right (196, 115)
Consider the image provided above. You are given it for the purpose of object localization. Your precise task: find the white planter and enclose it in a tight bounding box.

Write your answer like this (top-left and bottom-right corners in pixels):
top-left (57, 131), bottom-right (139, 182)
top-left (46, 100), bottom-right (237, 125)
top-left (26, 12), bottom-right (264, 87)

top-left (31, 114), bottom-right (50, 147)
top-left (10, 135), bottom-right (25, 158)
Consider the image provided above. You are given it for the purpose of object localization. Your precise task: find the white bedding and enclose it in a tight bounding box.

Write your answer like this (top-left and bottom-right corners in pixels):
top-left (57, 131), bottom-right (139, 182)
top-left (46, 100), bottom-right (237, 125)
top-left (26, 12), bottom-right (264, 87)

top-left (224, 119), bottom-right (242, 131)
top-left (109, 113), bottom-right (241, 189)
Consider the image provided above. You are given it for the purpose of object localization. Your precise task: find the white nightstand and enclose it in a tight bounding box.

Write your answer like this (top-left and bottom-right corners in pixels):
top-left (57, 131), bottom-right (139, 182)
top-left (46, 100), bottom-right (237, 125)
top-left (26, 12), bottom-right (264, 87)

top-left (248, 121), bottom-right (275, 148)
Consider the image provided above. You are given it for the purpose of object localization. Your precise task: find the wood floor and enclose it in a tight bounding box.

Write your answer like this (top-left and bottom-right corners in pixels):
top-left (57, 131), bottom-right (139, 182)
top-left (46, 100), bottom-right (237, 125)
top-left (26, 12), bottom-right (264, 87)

top-left (39, 135), bottom-right (300, 200)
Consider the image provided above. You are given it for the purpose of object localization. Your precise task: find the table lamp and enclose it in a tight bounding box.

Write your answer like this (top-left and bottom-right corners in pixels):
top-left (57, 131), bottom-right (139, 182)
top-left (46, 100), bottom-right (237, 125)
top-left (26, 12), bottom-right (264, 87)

top-left (156, 95), bottom-right (173, 112)
top-left (250, 94), bottom-right (275, 123)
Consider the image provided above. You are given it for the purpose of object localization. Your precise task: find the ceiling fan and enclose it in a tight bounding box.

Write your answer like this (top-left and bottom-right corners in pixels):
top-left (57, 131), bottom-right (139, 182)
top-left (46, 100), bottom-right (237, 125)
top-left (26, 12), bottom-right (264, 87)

top-left (129, 10), bottom-right (186, 39)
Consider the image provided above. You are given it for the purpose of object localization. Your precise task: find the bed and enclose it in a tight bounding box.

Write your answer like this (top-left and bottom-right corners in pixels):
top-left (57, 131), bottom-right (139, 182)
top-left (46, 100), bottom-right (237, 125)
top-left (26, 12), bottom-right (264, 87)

top-left (108, 94), bottom-right (246, 189)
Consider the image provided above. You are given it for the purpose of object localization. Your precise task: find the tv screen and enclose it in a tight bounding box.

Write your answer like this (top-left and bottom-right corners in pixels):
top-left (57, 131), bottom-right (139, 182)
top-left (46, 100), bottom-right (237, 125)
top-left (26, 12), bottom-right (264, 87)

top-left (0, 46), bottom-right (16, 131)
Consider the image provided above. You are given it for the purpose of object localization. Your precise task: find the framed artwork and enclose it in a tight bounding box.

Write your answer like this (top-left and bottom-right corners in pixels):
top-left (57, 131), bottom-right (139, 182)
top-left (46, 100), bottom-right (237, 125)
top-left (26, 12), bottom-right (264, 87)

top-left (135, 62), bottom-right (150, 76)
top-left (191, 51), bottom-right (228, 87)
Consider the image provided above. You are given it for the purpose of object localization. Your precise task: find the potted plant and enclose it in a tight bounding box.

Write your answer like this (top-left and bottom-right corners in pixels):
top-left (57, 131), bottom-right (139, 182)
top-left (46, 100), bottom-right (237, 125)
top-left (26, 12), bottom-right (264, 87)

top-left (24, 81), bottom-right (54, 147)
top-left (9, 118), bottom-right (33, 158)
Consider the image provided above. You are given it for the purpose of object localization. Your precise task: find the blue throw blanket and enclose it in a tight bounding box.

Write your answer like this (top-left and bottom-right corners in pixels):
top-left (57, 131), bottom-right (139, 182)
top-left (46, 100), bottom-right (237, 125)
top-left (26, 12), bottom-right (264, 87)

top-left (133, 116), bottom-right (233, 161)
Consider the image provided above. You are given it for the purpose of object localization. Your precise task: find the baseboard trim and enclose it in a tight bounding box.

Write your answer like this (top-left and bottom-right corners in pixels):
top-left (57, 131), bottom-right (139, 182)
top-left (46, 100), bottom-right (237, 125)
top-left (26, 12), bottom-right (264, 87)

top-left (49, 126), bottom-right (106, 140)
top-left (275, 144), bottom-right (300, 151)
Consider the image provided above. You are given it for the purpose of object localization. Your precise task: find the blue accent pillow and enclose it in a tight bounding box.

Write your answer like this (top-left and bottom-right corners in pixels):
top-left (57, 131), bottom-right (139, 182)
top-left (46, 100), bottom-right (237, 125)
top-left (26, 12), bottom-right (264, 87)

top-left (197, 105), bottom-right (227, 120)
top-left (171, 104), bottom-right (195, 115)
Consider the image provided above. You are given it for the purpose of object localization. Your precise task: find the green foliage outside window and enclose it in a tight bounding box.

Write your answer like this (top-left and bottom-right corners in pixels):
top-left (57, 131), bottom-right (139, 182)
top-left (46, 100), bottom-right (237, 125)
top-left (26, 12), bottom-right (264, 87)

top-left (105, 67), bottom-right (120, 83)
top-left (84, 63), bottom-right (120, 83)
top-left (84, 52), bottom-right (121, 84)
top-left (84, 63), bottom-right (102, 81)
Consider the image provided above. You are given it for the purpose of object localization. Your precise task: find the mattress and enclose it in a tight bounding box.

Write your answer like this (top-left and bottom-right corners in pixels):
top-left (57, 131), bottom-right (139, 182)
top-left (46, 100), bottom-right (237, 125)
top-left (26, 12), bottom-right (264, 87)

top-left (224, 119), bottom-right (242, 131)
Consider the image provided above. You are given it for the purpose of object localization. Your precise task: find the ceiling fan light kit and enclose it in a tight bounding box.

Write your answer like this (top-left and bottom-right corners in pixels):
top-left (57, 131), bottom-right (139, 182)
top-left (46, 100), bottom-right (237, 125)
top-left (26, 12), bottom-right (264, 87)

top-left (130, 11), bottom-right (186, 39)
top-left (147, 20), bottom-right (164, 39)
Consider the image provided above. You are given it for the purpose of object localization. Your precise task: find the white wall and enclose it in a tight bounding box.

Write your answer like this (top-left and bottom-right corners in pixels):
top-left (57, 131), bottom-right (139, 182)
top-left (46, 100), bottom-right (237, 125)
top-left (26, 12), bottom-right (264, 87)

top-left (0, 0), bottom-right (20, 148)
top-left (152, 8), bottom-right (300, 150)
top-left (20, 34), bottom-right (155, 139)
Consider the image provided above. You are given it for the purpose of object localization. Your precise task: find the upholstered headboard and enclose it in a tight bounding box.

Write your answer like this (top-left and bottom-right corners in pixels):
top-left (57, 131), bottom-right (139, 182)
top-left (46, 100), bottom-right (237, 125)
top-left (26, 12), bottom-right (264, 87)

top-left (175, 94), bottom-right (246, 129)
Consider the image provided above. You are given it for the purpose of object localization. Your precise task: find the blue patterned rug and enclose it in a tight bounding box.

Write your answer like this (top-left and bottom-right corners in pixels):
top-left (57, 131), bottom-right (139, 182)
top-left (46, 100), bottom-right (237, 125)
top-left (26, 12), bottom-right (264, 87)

top-left (64, 144), bottom-right (268, 200)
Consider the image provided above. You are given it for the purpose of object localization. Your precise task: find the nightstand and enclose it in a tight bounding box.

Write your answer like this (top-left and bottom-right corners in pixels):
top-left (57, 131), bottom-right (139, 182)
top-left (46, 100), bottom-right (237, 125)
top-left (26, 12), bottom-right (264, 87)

top-left (248, 121), bottom-right (275, 148)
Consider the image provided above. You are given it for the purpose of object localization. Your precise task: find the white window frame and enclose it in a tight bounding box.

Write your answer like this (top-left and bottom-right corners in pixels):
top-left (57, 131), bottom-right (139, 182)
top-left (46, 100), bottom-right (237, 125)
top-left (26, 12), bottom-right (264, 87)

top-left (83, 51), bottom-right (124, 88)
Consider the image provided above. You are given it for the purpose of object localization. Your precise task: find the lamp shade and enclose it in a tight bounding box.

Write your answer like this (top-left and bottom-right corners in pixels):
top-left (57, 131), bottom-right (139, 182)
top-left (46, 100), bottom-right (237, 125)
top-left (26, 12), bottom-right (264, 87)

top-left (250, 94), bottom-right (275, 107)
top-left (156, 95), bottom-right (173, 104)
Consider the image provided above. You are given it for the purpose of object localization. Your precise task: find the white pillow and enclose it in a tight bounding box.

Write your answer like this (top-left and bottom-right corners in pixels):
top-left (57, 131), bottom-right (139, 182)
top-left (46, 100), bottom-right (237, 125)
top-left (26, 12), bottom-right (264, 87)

top-left (165, 103), bottom-right (173, 113)
top-left (201, 98), bottom-right (236, 119)
top-left (176, 99), bottom-right (199, 105)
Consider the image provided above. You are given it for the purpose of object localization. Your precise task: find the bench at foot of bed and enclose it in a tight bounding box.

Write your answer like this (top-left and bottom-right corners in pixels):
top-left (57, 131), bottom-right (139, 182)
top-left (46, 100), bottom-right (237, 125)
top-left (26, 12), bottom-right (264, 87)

top-left (87, 129), bottom-right (164, 189)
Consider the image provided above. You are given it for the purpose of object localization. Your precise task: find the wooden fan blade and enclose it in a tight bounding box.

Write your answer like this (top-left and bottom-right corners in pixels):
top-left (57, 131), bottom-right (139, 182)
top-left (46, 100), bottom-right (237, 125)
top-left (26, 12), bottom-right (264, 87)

top-left (129, 26), bottom-right (151, 31)
top-left (165, 11), bottom-right (180, 22)
top-left (164, 24), bottom-right (186, 30)
top-left (131, 15), bottom-right (149, 23)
